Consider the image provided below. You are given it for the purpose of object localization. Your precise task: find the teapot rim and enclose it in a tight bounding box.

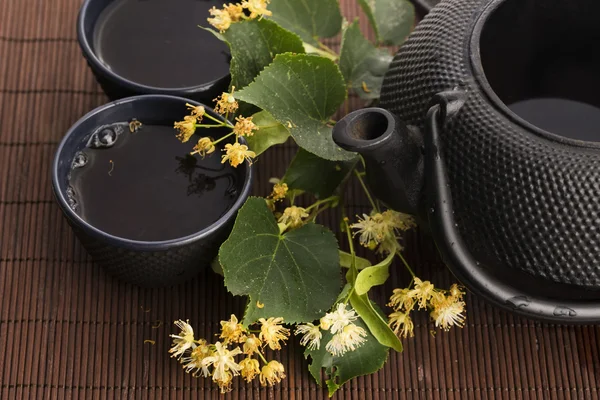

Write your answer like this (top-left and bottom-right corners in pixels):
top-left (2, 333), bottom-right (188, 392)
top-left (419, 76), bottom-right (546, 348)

top-left (469, 0), bottom-right (600, 150)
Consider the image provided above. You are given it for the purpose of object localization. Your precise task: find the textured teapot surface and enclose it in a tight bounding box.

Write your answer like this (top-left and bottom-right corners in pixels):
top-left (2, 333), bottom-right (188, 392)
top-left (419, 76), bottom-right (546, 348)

top-left (380, 0), bottom-right (600, 288)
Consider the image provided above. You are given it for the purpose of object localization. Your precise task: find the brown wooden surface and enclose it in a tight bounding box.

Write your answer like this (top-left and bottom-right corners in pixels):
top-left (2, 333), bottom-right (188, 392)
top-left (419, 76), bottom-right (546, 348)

top-left (1, 0), bottom-right (599, 399)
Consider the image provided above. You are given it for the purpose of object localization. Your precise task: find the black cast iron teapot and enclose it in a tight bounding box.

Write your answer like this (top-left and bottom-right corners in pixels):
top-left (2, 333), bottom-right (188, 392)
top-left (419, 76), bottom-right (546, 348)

top-left (334, 0), bottom-right (600, 322)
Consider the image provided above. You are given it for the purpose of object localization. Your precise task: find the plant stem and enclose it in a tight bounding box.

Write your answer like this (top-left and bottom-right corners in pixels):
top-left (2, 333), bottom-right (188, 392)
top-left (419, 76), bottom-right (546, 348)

top-left (318, 41), bottom-right (338, 58)
top-left (303, 42), bottom-right (338, 61)
top-left (212, 131), bottom-right (236, 145)
top-left (205, 112), bottom-right (232, 126)
top-left (343, 218), bottom-right (357, 303)
top-left (195, 124), bottom-right (226, 128)
top-left (354, 170), bottom-right (379, 212)
top-left (305, 195), bottom-right (339, 212)
top-left (257, 351), bottom-right (269, 365)
top-left (396, 250), bottom-right (416, 278)
top-left (344, 219), bottom-right (356, 265)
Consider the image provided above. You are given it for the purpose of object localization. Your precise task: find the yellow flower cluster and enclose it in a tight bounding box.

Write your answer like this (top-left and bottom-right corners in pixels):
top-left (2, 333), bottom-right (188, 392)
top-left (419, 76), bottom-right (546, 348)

top-left (222, 142), bottom-right (256, 167)
top-left (191, 137), bottom-right (215, 157)
top-left (278, 206), bottom-right (309, 229)
top-left (350, 210), bottom-right (416, 255)
top-left (233, 116), bottom-right (259, 137)
top-left (213, 87), bottom-right (239, 116)
top-left (173, 103), bottom-right (206, 143)
top-left (169, 315), bottom-right (289, 393)
top-left (269, 182), bottom-right (288, 202)
top-left (295, 304), bottom-right (367, 357)
top-left (208, 0), bottom-right (272, 32)
top-left (173, 87), bottom-right (257, 168)
top-left (387, 279), bottom-right (466, 339)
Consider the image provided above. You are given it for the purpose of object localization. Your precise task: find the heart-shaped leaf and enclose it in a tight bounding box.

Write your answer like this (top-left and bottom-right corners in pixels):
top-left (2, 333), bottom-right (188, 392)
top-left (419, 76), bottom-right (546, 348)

top-left (339, 20), bottom-right (393, 99)
top-left (236, 53), bottom-right (355, 161)
top-left (357, 0), bottom-right (415, 46)
top-left (219, 197), bottom-right (342, 324)
top-left (245, 111), bottom-right (290, 155)
top-left (269, 0), bottom-right (343, 46)
top-left (283, 149), bottom-right (357, 199)
top-left (305, 309), bottom-right (389, 396)
top-left (211, 19), bottom-right (305, 91)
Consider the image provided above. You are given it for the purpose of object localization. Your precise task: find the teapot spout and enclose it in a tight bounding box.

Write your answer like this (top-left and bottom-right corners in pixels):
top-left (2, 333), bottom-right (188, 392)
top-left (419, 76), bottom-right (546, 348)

top-left (333, 108), bottom-right (424, 215)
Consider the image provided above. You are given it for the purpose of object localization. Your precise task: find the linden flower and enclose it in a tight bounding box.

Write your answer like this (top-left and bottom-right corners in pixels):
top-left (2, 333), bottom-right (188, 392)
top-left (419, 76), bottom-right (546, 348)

top-left (388, 311), bottom-right (415, 338)
top-left (220, 314), bottom-right (245, 344)
top-left (216, 371), bottom-right (233, 394)
top-left (408, 278), bottom-right (436, 309)
top-left (239, 357), bottom-right (260, 382)
top-left (208, 6), bottom-right (232, 33)
top-left (340, 324), bottom-right (367, 351)
top-left (169, 320), bottom-right (196, 359)
top-left (243, 334), bottom-right (262, 355)
top-left (430, 294), bottom-right (466, 331)
top-left (214, 87), bottom-right (239, 115)
top-left (242, 0), bottom-right (272, 19)
top-left (191, 137), bottom-right (216, 157)
top-left (278, 206), bottom-right (309, 228)
top-left (325, 324), bottom-right (367, 356)
top-left (374, 210), bottom-right (417, 232)
top-left (376, 236), bottom-right (403, 256)
top-left (224, 3), bottom-right (245, 21)
top-left (319, 316), bottom-right (332, 330)
top-left (388, 288), bottom-right (415, 312)
top-left (269, 182), bottom-right (288, 202)
top-left (295, 323), bottom-right (322, 351)
top-left (233, 116), bottom-right (259, 137)
top-left (324, 331), bottom-right (345, 356)
top-left (181, 340), bottom-right (213, 377)
top-left (321, 303), bottom-right (359, 334)
top-left (202, 342), bottom-right (243, 388)
top-left (449, 283), bottom-right (465, 300)
top-left (221, 142), bottom-right (256, 167)
top-left (186, 103), bottom-right (205, 119)
top-left (174, 116), bottom-right (197, 143)
top-left (259, 360), bottom-right (286, 386)
top-left (351, 214), bottom-right (383, 247)
top-left (259, 317), bottom-right (290, 350)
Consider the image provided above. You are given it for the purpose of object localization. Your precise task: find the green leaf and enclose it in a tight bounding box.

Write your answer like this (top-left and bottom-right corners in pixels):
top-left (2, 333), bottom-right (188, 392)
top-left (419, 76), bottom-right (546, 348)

top-left (214, 19), bottom-right (305, 90)
top-left (305, 310), bottom-right (389, 396)
top-left (339, 20), bottom-right (393, 100)
top-left (245, 111), bottom-right (290, 155)
top-left (282, 149), bottom-right (356, 199)
top-left (236, 53), bottom-right (355, 161)
top-left (269, 0), bottom-right (343, 45)
top-left (350, 291), bottom-right (403, 352)
top-left (219, 197), bottom-right (341, 324)
top-left (335, 283), bottom-right (352, 304)
top-left (356, 0), bottom-right (379, 42)
top-left (339, 251), bottom-right (371, 270)
top-left (211, 257), bottom-right (224, 277)
top-left (345, 254), bottom-right (402, 352)
top-left (354, 253), bottom-right (394, 295)
top-left (357, 0), bottom-right (415, 46)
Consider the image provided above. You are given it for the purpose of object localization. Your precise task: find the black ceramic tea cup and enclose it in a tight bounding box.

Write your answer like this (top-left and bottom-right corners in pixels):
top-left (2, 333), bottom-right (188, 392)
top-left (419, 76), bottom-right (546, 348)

top-left (77, 0), bottom-right (231, 101)
top-left (52, 95), bottom-right (253, 287)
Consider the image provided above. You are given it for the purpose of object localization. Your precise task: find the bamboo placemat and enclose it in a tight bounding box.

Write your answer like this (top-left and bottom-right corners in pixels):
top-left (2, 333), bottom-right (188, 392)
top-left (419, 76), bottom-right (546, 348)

top-left (1, 0), bottom-right (599, 399)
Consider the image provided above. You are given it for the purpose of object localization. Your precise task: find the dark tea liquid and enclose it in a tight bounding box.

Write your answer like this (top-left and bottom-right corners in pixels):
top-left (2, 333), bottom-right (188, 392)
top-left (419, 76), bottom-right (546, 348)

top-left (93, 0), bottom-right (229, 88)
top-left (509, 98), bottom-right (600, 141)
top-left (68, 123), bottom-right (241, 241)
